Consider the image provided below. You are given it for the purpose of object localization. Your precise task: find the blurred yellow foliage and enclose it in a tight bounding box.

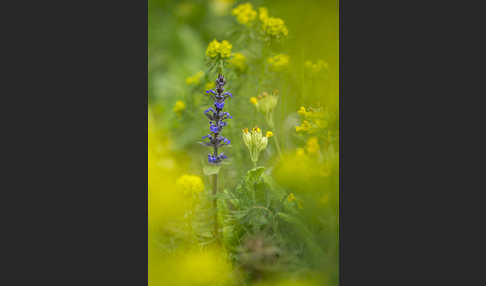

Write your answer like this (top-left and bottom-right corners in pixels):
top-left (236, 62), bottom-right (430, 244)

top-left (176, 174), bottom-right (204, 196)
top-left (305, 137), bottom-right (320, 154)
top-left (229, 52), bottom-right (247, 71)
top-left (186, 71), bottom-right (204, 86)
top-left (173, 100), bottom-right (186, 113)
top-left (305, 60), bottom-right (328, 74)
top-left (205, 81), bottom-right (216, 90)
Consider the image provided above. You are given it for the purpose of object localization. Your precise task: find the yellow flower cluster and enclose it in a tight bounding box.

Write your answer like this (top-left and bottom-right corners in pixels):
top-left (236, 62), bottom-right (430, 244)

top-left (305, 137), bottom-right (320, 154)
top-left (295, 120), bottom-right (312, 132)
top-left (257, 6), bottom-right (288, 39)
top-left (206, 39), bottom-right (232, 59)
top-left (262, 16), bottom-right (288, 38)
top-left (295, 106), bottom-right (329, 133)
top-left (232, 3), bottom-right (257, 25)
top-left (176, 174), bottom-right (204, 196)
top-left (287, 192), bottom-right (296, 202)
top-left (173, 100), bottom-right (186, 113)
top-left (305, 59), bottom-right (328, 74)
top-left (185, 71), bottom-right (204, 86)
top-left (229, 52), bottom-right (247, 72)
top-left (258, 7), bottom-right (268, 22)
top-left (268, 54), bottom-right (289, 71)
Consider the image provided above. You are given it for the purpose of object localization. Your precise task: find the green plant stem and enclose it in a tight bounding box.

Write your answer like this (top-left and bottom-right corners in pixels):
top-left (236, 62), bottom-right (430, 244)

top-left (273, 133), bottom-right (283, 159)
top-left (212, 173), bottom-right (219, 243)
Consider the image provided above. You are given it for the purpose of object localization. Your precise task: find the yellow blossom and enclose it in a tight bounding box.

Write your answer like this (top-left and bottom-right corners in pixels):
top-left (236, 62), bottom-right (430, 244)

top-left (250, 97), bottom-right (258, 105)
top-left (229, 52), bottom-right (247, 71)
top-left (287, 193), bottom-right (296, 202)
top-left (258, 7), bottom-right (269, 22)
top-left (266, 131), bottom-right (273, 138)
top-left (298, 106), bottom-right (306, 115)
top-left (206, 39), bottom-right (232, 59)
top-left (295, 120), bottom-right (311, 132)
top-left (268, 54), bottom-right (289, 71)
top-left (232, 3), bottom-right (257, 25)
top-left (306, 137), bottom-right (320, 154)
top-left (262, 16), bottom-right (288, 38)
top-left (173, 100), bottom-right (186, 113)
top-left (185, 71), bottom-right (204, 86)
top-left (176, 174), bottom-right (204, 196)
top-left (296, 106), bottom-right (330, 133)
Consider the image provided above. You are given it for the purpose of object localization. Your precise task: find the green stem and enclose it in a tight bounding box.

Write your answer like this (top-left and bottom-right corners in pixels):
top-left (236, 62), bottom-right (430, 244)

top-left (212, 173), bottom-right (219, 243)
top-left (273, 133), bottom-right (283, 159)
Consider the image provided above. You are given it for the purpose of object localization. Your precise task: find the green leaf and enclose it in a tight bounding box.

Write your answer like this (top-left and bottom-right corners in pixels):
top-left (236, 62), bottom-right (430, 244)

top-left (244, 166), bottom-right (265, 185)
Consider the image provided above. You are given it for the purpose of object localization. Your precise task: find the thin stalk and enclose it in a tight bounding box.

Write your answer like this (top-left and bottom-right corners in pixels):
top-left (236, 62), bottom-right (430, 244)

top-left (273, 133), bottom-right (283, 159)
top-left (212, 173), bottom-right (219, 243)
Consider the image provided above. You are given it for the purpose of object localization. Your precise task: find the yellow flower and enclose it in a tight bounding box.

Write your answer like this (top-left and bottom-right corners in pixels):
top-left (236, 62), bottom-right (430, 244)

top-left (266, 131), bottom-right (273, 138)
top-left (219, 40), bottom-right (232, 58)
top-left (206, 39), bottom-right (232, 59)
top-left (229, 52), bottom-right (247, 71)
top-left (295, 120), bottom-right (311, 132)
top-left (287, 193), bottom-right (296, 202)
top-left (262, 16), bottom-right (288, 38)
top-left (232, 3), bottom-right (257, 25)
top-left (185, 71), bottom-right (204, 86)
top-left (176, 174), bottom-right (204, 196)
top-left (268, 54), bottom-right (289, 71)
top-left (306, 137), bottom-right (320, 154)
top-left (204, 81), bottom-right (215, 90)
top-left (173, 100), bottom-right (186, 113)
top-left (250, 97), bottom-right (258, 105)
top-left (298, 106), bottom-right (310, 117)
top-left (258, 7), bottom-right (269, 22)
top-left (296, 106), bottom-right (330, 133)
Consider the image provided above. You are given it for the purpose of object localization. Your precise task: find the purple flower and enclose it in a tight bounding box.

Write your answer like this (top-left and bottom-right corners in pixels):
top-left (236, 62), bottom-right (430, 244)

top-left (210, 124), bottom-right (220, 133)
top-left (215, 101), bottom-right (224, 109)
top-left (202, 74), bottom-right (233, 164)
